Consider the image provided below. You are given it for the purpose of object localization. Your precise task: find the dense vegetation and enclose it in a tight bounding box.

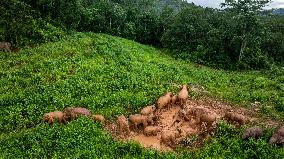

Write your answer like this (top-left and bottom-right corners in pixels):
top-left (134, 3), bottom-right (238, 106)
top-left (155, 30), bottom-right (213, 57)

top-left (1, 33), bottom-right (284, 158)
top-left (0, 0), bottom-right (283, 158)
top-left (1, 0), bottom-right (283, 69)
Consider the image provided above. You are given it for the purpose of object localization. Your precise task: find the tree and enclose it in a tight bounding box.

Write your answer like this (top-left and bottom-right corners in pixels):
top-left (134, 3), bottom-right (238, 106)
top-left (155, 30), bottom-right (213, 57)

top-left (221, 0), bottom-right (271, 64)
top-left (161, 5), bottom-right (211, 52)
top-left (0, 0), bottom-right (38, 45)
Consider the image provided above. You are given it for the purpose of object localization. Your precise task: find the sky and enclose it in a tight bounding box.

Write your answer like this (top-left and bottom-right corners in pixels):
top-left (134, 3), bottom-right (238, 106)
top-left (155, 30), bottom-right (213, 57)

top-left (187, 0), bottom-right (284, 9)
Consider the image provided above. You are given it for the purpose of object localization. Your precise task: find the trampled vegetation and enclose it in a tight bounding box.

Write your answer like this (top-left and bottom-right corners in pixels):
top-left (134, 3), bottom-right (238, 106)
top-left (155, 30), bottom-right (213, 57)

top-left (1, 33), bottom-right (284, 158)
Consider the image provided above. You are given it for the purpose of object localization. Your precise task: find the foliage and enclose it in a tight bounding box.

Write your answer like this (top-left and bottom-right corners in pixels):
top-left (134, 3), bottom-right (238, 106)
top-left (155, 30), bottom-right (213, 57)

top-left (0, 33), bottom-right (284, 158)
top-left (161, 5), bottom-right (211, 52)
top-left (1, 32), bottom-right (283, 132)
top-left (0, 32), bottom-right (282, 132)
top-left (1, 0), bottom-right (284, 157)
top-left (162, 0), bottom-right (284, 69)
top-left (262, 14), bottom-right (284, 66)
top-left (0, 0), bottom-right (35, 45)
top-left (193, 122), bottom-right (284, 158)
top-left (0, 0), bottom-right (65, 46)
top-left (1, 0), bottom-right (283, 69)
top-left (0, 118), bottom-right (176, 158)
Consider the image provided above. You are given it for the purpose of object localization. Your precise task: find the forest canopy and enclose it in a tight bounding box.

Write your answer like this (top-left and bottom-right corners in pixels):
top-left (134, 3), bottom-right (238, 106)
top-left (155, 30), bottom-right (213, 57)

top-left (0, 0), bottom-right (283, 69)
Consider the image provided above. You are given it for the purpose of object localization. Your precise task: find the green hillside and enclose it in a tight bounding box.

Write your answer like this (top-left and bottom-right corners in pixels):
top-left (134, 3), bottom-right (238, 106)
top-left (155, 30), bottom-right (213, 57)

top-left (0, 33), bottom-right (283, 158)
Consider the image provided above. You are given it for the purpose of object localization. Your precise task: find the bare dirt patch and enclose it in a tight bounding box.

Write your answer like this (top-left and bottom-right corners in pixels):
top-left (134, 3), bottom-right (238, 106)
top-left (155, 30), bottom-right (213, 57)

top-left (104, 98), bottom-right (281, 152)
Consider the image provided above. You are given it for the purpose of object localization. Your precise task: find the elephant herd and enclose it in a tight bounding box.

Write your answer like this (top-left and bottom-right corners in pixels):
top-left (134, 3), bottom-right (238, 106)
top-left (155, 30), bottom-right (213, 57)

top-left (42, 84), bottom-right (284, 147)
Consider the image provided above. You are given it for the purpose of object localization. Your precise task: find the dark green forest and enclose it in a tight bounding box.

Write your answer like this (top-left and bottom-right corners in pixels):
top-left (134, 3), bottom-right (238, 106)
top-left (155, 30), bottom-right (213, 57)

top-left (1, 0), bottom-right (283, 70)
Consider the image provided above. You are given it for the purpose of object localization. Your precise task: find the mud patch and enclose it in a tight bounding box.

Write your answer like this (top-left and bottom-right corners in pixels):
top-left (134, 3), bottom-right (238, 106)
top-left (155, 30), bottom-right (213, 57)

top-left (104, 98), bottom-right (281, 152)
top-left (129, 134), bottom-right (166, 151)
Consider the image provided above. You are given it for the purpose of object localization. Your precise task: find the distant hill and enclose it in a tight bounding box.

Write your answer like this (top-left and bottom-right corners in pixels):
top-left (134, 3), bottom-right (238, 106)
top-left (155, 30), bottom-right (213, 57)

top-left (272, 8), bottom-right (284, 15)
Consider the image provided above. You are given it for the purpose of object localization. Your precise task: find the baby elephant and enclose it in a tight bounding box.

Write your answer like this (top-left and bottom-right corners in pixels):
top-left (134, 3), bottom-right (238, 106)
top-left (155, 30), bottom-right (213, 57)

top-left (63, 107), bottom-right (91, 121)
top-left (129, 114), bottom-right (154, 130)
top-left (92, 114), bottom-right (105, 123)
top-left (187, 107), bottom-right (207, 117)
top-left (242, 127), bottom-right (263, 140)
top-left (177, 85), bottom-right (188, 109)
top-left (224, 112), bottom-right (247, 126)
top-left (156, 92), bottom-right (173, 113)
top-left (160, 129), bottom-right (182, 148)
top-left (42, 111), bottom-right (66, 125)
top-left (269, 126), bottom-right (284, 145)
top-left (117, 115), bottom-right (130, 138)
top-left (171, 95), bottom-right (178, 106)
top-left (141, 105), bottom-right (156, 116)
top-left (171, 109), bottom-right (190, 127)
top-left (0, 42), bottom-right (11, 52)
top-left (198, 113), bottom-right (217, 128)
top-left (144, 126), bottom-right (162, 136)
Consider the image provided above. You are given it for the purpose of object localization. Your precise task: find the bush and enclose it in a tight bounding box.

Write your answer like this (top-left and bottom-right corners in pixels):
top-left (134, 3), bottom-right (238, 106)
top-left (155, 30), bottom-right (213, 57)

top-left (30, 20), bottom-right (66, 43)
top-left (0, 1), bottom-right (66, 47)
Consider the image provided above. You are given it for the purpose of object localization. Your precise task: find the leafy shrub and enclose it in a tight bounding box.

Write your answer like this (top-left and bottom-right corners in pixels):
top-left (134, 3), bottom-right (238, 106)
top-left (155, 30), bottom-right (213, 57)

top-left (30, 20), bottom-right (66, 43)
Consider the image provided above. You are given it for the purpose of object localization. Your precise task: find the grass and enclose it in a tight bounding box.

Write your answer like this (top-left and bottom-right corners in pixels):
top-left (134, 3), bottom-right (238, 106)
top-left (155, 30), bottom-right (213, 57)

top-left (0, 118), bottom-right (176, 158)
top-left (0, 32), bottom-right (283, 158)
top-left (192, 122), bottom-right (284, 158)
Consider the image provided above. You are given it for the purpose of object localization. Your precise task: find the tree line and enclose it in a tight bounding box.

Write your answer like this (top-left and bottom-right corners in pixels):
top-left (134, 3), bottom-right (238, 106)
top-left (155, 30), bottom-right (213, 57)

top-left (0, 0), bottom-right (283, 69)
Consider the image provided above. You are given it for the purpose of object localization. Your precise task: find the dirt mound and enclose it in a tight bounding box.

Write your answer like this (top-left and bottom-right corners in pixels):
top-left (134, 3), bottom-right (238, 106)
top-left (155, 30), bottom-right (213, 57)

top-left (104, 98), bottom-right (281, 152)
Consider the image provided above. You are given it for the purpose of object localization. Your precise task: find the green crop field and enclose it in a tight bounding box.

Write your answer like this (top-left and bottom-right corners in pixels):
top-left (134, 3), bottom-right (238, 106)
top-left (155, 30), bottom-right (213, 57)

top-left (0, 33), bottom-right (283, 158)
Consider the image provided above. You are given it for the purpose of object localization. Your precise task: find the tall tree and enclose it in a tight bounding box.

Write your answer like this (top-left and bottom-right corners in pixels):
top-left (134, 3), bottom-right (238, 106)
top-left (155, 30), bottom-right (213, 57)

top-left (221, 0), bottom-right (271, 63)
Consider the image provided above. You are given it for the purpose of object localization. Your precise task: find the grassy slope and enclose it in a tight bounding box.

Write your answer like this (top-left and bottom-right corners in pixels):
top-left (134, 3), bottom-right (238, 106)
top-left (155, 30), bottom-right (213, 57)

top-left (0, 33), bottom-right (283, 158)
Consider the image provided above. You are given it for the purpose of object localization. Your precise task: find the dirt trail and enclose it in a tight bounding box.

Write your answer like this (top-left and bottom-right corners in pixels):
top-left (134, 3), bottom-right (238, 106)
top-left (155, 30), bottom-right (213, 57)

top-left (104, 98), bottom-right (281, 152)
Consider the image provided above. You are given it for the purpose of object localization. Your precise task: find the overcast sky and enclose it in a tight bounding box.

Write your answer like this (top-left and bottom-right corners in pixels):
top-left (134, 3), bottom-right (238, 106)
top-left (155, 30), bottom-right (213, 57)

top-left (187, 0), bottom-right (284, 9)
